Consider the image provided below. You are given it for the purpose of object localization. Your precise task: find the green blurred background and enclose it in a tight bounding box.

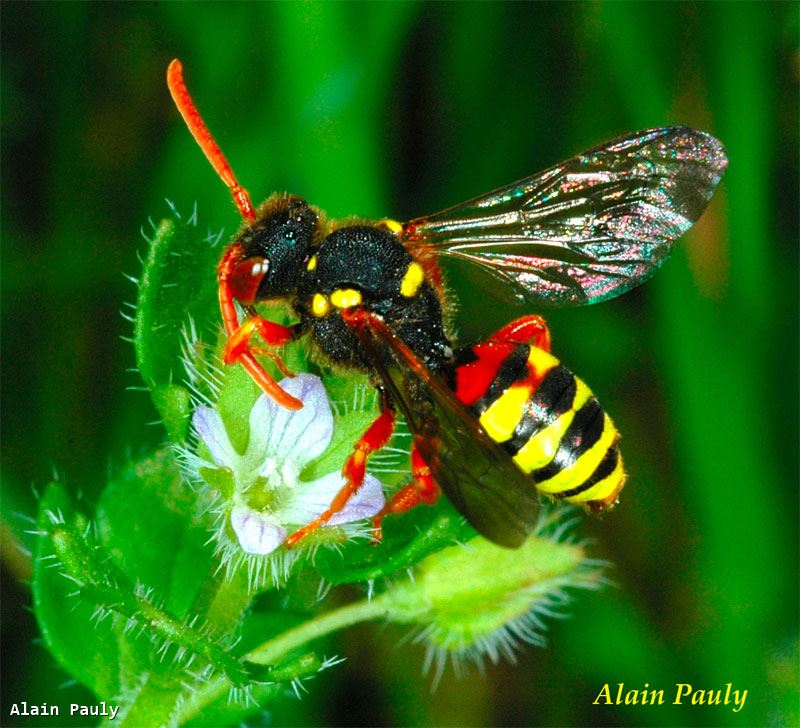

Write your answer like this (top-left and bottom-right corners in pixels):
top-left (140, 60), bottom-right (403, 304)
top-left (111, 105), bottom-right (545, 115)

top-left (2, 2), bottom-right (797, 726)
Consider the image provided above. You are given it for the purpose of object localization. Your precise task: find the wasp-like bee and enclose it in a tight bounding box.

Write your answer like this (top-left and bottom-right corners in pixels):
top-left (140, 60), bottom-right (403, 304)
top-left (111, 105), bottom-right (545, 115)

top-left (167, 60), bottom-right (727, 548)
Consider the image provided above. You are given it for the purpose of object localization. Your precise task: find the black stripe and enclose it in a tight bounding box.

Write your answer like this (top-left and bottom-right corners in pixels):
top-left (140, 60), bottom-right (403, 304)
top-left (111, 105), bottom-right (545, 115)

top-left (551, 445), bottom-right (619, 498)
top-left (534, 365), bottom-right (577, 417)
top-left (503, 366), bottom-right (576, 456)
top-left (531, 398), bottom-right (604, 482)
top-left (473, 345), bottom-right (530, 416)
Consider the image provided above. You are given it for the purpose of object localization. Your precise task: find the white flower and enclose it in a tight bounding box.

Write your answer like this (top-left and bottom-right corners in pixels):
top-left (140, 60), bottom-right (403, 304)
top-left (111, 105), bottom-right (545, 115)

top-left (192, 373), bottom-right (385, 557)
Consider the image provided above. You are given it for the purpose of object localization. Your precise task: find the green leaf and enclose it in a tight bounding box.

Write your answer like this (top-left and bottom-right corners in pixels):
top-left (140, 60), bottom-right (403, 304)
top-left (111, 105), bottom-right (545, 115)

top-left (300, 407), bottom-right (375, 482)
top-left (134, 215), bottom-right (221, 434)
top-left (152, 383), bottom-right (193, 442)
top-left (183, 682), bottom-right (283, 728)
top-left (95, 449), bottom-right (213, 619)
top-left (215, 363), bottom-right (261, 456)
top-left (112, 670), bottom-right (188, 728)
top-left (92, 450), bottom-right (265, 697)
top-left (31, 483), bottom-right (119, 698)
top-left (315, 502), bottom-right (474, 585)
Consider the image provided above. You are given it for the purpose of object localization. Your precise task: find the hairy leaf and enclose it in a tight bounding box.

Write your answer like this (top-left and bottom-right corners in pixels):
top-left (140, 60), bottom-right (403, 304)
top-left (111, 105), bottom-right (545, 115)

top-left (31, 483), bottom-right (119, 698)
top-left (95, 449), bottom-right (212, 618)
top-left (135, 214), bottom-right (221, 438)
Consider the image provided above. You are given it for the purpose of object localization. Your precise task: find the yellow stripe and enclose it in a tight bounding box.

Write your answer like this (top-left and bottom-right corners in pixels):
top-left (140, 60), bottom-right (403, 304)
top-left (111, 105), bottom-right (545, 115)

top-left (306, 255), bottom-right (317, 271)
top-left (527, 346), bottom-right (560, 377)
top-left (535, 412), bottom-right (618, 494)
top-left (512, 378), bottom-right (592, 474)
top-left (572, 379), bottom-right (592, 410)
top-left (330, 288), bottom-right (362, 308)
top-left (400, 262), bottom-right (425, 298)
top-left (566, 451), bottom-right (626, 506)
top-left (513, 409), bottom-right (575, 473)
top-left (479, 385), bottom-right (530, 443)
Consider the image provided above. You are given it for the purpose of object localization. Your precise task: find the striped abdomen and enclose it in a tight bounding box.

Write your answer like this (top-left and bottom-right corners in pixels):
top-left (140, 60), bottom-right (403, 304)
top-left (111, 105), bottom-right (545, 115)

top-left (450, 342), bottom-right (625, 511)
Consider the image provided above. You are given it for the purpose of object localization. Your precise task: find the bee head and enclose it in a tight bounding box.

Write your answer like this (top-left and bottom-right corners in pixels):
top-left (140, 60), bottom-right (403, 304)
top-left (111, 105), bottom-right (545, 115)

top-left (227, 195), bottom-right (318, 303)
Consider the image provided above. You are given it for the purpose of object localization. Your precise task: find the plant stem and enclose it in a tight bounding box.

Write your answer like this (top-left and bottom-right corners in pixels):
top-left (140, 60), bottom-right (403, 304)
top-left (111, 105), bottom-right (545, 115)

top-left (174, 593), bottom-right (391, 724)
top-left (248, 593), bottom-right (391, 665)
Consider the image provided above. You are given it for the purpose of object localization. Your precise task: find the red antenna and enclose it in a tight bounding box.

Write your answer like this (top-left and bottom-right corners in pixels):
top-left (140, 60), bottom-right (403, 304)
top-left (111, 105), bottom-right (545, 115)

top-left (167, 59), bottom-right (256, 222)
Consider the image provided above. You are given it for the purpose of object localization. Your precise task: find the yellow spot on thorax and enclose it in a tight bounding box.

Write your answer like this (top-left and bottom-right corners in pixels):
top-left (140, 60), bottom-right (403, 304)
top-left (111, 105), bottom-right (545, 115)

top-left (330, 288), bottom-right (362, 309)
top-left (306, 255), bottom-right (317, 271)
top-left (312, 293), bottom-right (329, 317)
top-left (400, 262), bottom-right (425, 298)
top-left (380, 219), bottom-right (403, 235)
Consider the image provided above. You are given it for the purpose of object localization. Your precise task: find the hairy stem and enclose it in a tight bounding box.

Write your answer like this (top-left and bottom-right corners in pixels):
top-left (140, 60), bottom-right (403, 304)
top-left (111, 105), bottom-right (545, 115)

top-left (175, 594), bottom-right (393, 723)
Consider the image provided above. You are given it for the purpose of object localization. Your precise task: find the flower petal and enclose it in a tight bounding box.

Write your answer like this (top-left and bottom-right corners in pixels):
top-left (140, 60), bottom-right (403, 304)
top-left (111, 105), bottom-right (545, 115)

top-left (281, 472), bottom-right (385, 526)
top-left (259, 374), bottom-right (334, 468)
top-left (244, 394), bottom-right (281, 472)
top-left (329, 475), bottom-right (385, 526)
top-left (193, 405), bottom-right (237, 467)
top-left (230, 505), bottom-right (287, 555)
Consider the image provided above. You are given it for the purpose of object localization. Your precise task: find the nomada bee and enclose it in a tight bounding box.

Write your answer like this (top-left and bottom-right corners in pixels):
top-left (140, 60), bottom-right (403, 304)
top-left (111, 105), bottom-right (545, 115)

top-left (167, 60), bottom-right (727, 548)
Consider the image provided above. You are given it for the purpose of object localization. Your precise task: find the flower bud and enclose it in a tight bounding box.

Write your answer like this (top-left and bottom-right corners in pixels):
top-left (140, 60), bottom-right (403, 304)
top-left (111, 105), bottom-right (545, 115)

top-left (383, 511), bottom-right (605, 677)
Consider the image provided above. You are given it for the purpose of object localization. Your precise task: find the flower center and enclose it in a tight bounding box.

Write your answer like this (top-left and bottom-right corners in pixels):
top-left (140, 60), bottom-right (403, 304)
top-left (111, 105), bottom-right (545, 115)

top-left (242, 456), bottom-right (301, 513)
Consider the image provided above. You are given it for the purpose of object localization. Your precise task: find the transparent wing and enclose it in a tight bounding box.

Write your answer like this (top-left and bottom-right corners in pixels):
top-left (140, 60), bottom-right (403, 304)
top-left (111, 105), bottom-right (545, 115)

top-left (345, 311), bottom-right (539, 548)
top-left (405, 127), bottom-right (728, 306)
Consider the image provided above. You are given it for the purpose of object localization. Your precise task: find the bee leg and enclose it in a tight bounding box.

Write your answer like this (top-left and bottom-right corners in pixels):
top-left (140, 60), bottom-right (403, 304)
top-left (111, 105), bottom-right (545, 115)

top-left (222, 316), bottom-right (301, 364)
top-left (222, 317), bottom-right (304, 408)
top-left (283, 391), bottom-right (396, 548)
top-left (218, 243), bottom-right (304, 409)
top-left (487, 315), bottom-right (551, 351)
top-left (371, 442), bottom-right (440, 542)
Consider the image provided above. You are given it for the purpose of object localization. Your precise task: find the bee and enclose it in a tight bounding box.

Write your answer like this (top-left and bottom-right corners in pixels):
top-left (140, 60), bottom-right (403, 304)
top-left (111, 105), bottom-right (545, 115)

top-left (166, 60), bottom-right (728, 548)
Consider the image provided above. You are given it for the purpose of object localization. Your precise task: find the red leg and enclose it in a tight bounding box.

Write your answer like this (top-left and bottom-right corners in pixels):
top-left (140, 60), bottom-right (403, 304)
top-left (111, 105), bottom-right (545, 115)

top-left (371, 442), bottom-right (441, 541)
top-left (247, 346), bottom-right (295, 378)
top-left (222, 317), bottom-right (299, 364)
top-left (217, 244), bottom-right (304, 410)
top-left (487, 315), bottom-right (551, 351)
top-left (283, 392), bottom-right (396, 548)
top-left (220, 316), bottom-right (303, 408)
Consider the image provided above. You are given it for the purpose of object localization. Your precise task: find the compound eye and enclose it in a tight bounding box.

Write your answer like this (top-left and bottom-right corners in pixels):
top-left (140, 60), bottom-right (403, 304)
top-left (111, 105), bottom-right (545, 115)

top-left (229, 257), bottom-right (270, 304)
